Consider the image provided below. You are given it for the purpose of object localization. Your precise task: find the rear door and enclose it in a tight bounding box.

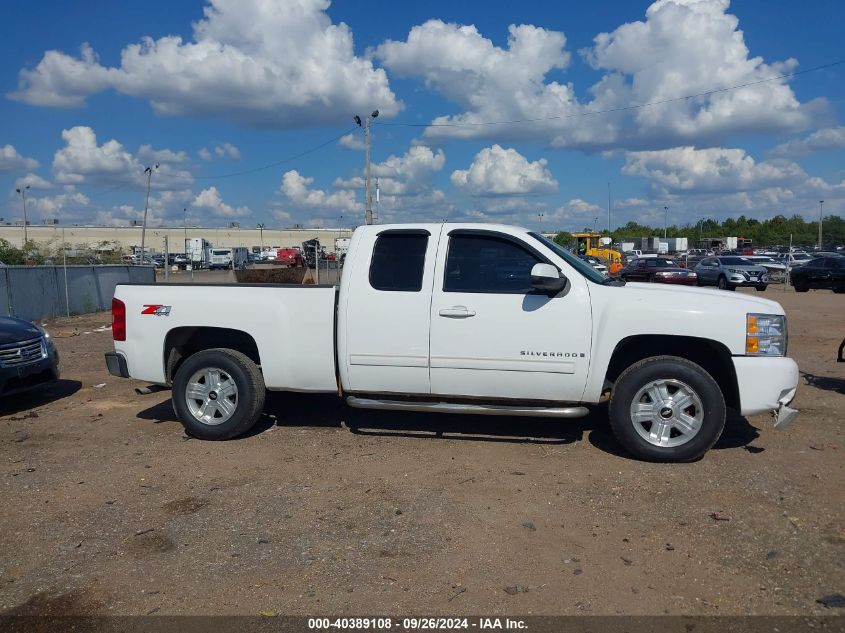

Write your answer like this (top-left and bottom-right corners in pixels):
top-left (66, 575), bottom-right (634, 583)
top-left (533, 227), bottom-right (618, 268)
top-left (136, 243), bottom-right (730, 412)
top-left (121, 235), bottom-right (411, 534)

top-left (342, 228), bottom-right (439, 395)
top-left (428, 229), bottom-right (592, 402)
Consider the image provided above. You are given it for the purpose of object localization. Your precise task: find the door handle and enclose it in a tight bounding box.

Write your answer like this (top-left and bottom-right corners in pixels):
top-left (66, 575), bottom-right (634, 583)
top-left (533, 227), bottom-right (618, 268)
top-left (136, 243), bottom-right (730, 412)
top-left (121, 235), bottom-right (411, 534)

top-left (439, 306), bottom-right (476, 318)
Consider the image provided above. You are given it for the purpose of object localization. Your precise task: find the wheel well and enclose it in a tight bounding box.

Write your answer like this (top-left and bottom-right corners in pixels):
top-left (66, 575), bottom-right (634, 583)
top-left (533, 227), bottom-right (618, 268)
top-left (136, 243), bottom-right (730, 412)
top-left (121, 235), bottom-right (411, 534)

top-left (605, 335), bottom-right (740, 411)
top-left (164, 327), bottom-right (260, 383)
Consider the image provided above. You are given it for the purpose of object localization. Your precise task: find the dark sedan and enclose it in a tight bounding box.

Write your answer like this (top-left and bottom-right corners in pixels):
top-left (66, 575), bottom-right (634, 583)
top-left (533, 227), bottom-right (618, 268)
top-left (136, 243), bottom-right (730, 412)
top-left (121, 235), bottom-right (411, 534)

top-left (790, 256), bottom-right (845, 293)
top-left (0, 316), bottom-right (60, 397)
top-left (618, 257), bottom-right (698, 285)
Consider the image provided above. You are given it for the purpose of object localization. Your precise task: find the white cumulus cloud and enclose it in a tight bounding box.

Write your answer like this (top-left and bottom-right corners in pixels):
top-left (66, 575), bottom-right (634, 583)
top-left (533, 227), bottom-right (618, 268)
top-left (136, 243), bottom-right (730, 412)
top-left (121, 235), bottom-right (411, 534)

top-left (280, 170), bottom-right (362, 212)
top-left (375, 1), bottom-right (813, 149)
top-left (52, 126), bottom-right (194, 189)
top-left (192, 186), bottom-right (250, 217)
top-left (451, 145), bottom-right (558, 195)
top-left (770, 127), bottom-right (845, 158)
top-left (10, 0), bottom-right (400, 127)
top-left (0, 144), bottom-right (40, 172)
top-left (621, 146), bottom-right (806, 193)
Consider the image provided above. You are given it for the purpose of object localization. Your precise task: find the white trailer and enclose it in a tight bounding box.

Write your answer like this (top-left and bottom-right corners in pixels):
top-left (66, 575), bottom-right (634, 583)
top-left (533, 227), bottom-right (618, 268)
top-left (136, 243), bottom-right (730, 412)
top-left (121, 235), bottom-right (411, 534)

top-left (186, 238), bottom-right (212, 269)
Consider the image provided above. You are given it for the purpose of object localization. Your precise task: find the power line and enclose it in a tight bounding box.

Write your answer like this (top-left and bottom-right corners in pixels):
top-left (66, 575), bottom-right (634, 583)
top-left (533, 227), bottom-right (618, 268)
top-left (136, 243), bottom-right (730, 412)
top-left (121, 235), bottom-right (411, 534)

top-left (375, 59), bottom-right (845, 129)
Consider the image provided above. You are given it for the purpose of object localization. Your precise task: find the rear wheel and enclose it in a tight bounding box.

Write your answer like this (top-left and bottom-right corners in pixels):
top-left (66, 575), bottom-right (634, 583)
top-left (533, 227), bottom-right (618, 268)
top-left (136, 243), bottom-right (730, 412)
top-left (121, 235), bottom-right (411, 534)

top-left (172, 348), bottom-right (265, 440)
top-left (609, 356), bottom-right (726, 462)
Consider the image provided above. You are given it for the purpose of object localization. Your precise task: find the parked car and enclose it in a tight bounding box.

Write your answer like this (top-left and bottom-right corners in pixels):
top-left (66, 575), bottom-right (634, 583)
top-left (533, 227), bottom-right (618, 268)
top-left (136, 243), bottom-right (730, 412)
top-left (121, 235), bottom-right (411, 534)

top-left (619, 258), bottom-right (697, 285)
top-left (0, 317), bottom-right (60, 397)
top-left (275, 247), bottom-right (306, 267)
top-left (789, 256), bottom-right (845, 293)
top-left (778, 252), bottom-right (813, 268)
top-left (106, 222), bottom-right (799, 463)
top-left (694, 256), bottom-right (769, 291)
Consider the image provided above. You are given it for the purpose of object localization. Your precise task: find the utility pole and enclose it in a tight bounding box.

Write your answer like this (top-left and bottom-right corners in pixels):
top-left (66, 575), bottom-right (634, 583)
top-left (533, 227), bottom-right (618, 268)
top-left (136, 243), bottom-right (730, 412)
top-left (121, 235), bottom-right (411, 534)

top-left (607, 182), bottom-right (611, 233)
top-left (818, 200), bottom-right (824, 249)
top-left (15, 185), bottom-right (30, 248)
top-left (183, 207), bottom-right (188, 256)
top-left (257, 223), bottom-right (265, 250)
top-left (163, 236), bottom-right (170, 282)
top-left (663, 206), bottom-right (669, 239)
top-left (354, 110), bottom-right (379, 225)
top-left (140, 164), bottom-right (158, 263)
top-left (537, 212), bottom-right (544, 233)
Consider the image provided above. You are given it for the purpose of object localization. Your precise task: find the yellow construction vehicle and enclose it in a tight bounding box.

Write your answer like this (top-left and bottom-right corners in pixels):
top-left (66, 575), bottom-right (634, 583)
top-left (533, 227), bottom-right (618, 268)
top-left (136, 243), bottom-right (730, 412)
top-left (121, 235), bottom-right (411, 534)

top-left (572, 232), bottom-right (624, 274)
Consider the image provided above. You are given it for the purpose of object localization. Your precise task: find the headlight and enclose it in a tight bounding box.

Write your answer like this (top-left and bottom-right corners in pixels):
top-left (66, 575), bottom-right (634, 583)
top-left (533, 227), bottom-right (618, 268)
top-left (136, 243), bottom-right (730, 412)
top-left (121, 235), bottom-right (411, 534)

top-left (746, 313), bottom-right (787, 356)
top-left (728, 268), bottom-right (742, 274)
top-left (34, 324), bottom-right (51, 340)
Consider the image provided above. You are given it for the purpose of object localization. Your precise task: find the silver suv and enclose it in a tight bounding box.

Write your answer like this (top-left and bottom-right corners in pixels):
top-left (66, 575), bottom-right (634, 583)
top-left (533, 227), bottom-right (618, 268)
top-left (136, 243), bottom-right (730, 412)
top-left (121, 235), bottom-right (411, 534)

top-left (694, 256), bottom-right (769, 291)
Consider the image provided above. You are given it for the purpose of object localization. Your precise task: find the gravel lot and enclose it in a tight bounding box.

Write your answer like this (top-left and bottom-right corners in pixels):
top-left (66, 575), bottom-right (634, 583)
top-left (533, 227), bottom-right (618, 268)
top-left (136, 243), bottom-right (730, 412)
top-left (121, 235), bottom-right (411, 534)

top-left (1, 286), bottom-right (842, 617)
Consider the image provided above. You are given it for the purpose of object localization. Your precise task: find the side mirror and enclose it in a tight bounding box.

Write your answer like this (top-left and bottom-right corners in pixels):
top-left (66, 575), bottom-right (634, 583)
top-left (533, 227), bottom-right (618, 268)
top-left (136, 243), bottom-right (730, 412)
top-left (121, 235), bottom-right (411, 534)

top-left (530, 263), bottom-right (567, 293)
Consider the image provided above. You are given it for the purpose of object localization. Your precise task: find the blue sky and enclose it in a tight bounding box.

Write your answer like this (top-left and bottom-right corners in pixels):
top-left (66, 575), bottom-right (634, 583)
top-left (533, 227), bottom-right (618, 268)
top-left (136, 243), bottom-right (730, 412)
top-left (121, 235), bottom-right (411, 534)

top-left (1, 0), bottom-right (843, 231)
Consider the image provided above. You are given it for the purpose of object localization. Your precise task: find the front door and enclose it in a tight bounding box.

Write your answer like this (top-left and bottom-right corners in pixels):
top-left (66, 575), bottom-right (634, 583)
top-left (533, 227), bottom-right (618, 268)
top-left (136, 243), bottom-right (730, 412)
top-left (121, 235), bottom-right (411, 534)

top-left (428, 229), bottom-right (592, 403)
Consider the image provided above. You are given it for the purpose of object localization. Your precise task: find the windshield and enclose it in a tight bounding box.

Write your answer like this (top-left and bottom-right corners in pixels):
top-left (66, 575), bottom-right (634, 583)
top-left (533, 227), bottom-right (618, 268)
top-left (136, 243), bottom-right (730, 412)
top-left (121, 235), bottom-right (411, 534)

top-left (213, 250), bottom-right (230, 255)
top-left (718, 256), bottom-right (753, 265)
top-left (793, 253), bottom-right (811, 260)
top-left (528, 232), bottom-right (608, 283)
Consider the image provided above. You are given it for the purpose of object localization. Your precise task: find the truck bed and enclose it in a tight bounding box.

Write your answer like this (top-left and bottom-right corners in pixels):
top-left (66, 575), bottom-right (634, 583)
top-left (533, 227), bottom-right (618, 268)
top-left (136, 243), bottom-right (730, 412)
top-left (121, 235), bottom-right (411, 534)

top-left (113, 283), bottom-right (338, 392)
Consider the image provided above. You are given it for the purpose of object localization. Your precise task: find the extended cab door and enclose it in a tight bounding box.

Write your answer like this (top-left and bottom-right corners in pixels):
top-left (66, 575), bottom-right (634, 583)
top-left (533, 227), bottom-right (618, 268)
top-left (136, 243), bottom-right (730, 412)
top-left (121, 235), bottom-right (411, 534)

top-left (342, 227), bottom-right (439, 395)
top-left (428, 228), bottom-right (592, 402)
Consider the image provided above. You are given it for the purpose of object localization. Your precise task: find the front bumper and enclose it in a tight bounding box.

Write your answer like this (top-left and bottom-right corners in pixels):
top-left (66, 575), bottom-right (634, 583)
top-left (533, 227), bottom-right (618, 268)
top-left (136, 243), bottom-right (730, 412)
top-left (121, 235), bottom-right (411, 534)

top-left (732, 356), bottom-right (799, 422)
top-left (728, 272), bottom-right (768, 285)
top-left (0, 348), bottom-right (60, 397)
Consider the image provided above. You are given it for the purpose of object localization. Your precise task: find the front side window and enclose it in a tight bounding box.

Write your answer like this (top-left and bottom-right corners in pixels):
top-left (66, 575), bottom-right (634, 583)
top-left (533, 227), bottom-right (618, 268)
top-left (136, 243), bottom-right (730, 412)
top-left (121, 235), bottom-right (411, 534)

top-left (444, 234), bottom-right (541, 293)
top-left (369, 232), bottom-right (428, 291)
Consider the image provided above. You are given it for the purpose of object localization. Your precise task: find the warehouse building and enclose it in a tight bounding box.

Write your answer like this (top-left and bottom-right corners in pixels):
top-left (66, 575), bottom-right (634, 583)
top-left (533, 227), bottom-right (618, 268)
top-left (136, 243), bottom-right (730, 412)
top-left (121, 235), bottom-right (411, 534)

top-left (0, 224), bottom-right (352, 254)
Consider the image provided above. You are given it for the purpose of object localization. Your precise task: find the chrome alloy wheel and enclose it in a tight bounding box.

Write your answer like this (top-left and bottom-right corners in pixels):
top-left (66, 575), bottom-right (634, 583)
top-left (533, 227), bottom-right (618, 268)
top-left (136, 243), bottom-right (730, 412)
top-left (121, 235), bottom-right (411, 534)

top-left (629, 378), bottom-right (704, 448)
top-left (185, 367), bottom-right (238, 425)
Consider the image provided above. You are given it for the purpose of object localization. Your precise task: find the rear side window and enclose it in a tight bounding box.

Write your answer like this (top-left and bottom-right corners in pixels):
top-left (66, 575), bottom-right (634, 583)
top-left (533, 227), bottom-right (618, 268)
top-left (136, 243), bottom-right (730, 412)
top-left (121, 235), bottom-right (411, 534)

top-left (444, 234), bottom-right (541, 293)
top-left (369, 233), bottom-right (428, 291)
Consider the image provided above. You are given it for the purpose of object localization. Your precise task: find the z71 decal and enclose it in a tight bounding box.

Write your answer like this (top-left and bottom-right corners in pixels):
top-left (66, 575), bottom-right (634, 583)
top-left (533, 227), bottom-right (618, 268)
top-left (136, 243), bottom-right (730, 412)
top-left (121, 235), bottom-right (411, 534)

top-left (141, 304), bottom-right (172, 316)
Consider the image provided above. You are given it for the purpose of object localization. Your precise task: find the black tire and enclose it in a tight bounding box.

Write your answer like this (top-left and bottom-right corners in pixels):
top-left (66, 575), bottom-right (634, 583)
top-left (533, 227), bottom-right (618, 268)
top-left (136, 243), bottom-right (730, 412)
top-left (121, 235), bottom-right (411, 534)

top-left (609, 356), bottom-right (726, 462)
top-left (833, 281), bottom-right (845, 294)
top-left (172, 348), bottom-right (265, 440)
top-left (717, 275), bottom-right (732, 290)
top-left (755, 285), bottom-right (767, 292)
top-left (793, 280), bottom-right (809, 292)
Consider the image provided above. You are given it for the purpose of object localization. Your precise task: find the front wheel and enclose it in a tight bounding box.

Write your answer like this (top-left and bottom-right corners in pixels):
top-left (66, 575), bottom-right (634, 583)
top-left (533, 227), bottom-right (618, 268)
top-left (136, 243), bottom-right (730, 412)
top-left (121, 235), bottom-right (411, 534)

top-left (755, 285), bottom-right (767, 292)
top-left (609, 356), bottom-right (726, 462)
top-left (172, 348), bottom-right (266, 440)
top-left (717, 275), bottom-right (735, 291)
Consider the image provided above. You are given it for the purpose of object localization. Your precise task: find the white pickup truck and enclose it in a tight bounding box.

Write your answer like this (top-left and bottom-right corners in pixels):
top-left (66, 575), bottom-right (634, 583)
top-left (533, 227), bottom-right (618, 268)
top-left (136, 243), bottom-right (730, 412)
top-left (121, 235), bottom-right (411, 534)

top-left (105, 223), bottom-right (799, 462)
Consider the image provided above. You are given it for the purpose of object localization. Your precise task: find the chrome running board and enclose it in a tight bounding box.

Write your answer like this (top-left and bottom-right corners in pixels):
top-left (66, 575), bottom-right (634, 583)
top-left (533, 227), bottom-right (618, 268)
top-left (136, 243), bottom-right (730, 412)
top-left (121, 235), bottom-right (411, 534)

top-left (346, 397), bottom-right (589, 418)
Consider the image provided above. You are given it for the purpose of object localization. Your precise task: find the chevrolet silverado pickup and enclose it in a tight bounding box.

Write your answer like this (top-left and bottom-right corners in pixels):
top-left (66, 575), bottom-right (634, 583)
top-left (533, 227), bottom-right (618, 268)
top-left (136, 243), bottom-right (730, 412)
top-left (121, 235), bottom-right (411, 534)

top-left (105, 223), bottom-right (799, 462)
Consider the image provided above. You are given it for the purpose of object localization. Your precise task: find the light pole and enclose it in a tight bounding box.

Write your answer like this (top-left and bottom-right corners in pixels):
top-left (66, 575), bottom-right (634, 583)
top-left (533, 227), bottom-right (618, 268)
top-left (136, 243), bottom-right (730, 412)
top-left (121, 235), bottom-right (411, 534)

top-left (140, 164), bottom-right (159, 263)
top-left (537, 212), bottom-right (544, 233)
top-left (257, 223), bottom-right (265, 250)
top-left (15, 185), bottom-right (30, 248)
top-left (663, 206), bottom-right (669, 239)
top-left (183, 207), bottom-right (188, 255)
top-left (353, 110), bottom-right (379, 225)
top-left (818, 200), bottom-right (824, 249)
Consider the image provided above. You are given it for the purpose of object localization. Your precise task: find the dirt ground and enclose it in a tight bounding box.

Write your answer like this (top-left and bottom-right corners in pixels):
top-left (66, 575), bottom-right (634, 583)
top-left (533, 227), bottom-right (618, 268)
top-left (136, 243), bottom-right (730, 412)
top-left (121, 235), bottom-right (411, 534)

top-left (0, 285), bottom-right (842, 617)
